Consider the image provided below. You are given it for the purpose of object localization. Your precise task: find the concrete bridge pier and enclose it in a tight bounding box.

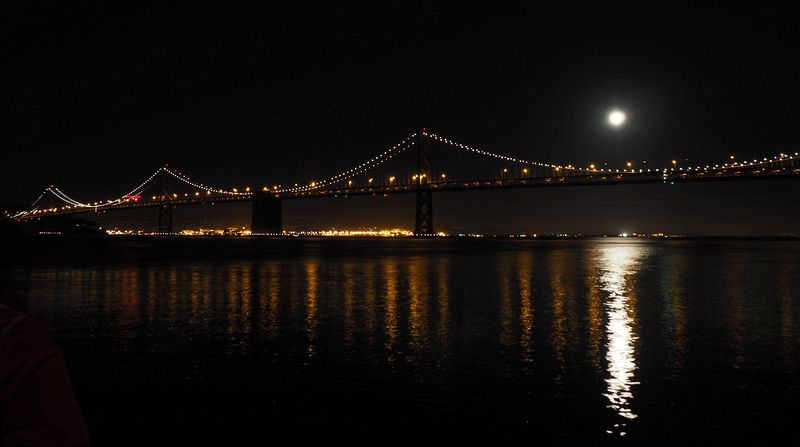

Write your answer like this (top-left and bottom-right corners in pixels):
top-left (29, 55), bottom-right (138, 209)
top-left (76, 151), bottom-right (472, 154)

top-left (251, 191), bottom-right (282, 235)
top-left (158, 202), bottom-right (173, 234)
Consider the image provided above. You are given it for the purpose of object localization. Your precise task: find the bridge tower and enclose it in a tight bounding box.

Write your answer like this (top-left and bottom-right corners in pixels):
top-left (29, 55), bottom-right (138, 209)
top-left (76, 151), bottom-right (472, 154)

top-left (158, 203), bottom-right (173, 234)
top-left (252, 191), bottom-right (282, 235)
top-left (414, 129), bottom-right (434, 235)
top-left (157, 166), bottom-right (174, 234)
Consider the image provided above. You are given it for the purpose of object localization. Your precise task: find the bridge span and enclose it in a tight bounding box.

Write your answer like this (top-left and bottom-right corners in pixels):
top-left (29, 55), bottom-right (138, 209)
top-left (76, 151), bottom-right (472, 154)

top-left (10, 130), bottom-right (800, 234)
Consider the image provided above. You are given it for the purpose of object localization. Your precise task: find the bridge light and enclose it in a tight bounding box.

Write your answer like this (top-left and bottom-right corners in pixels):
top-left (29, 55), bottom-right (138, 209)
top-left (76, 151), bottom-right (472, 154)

top-left (389, 176), bottom-right (395, 183)
top-left (441, 173), bottom-right (446, 179)
top-left (589, 165), bottom-right (595, 170)
top-left (195, 192), bottom-right (200, 196)
top-left (368, 178), bottom-right (373, 183)
top-left (503, 168), bottom-right (508, 173)
top-left (310, 182), bottom-right (316, 187)
top-left (232, 188), bottom-right (238, 193)
top-left (263, 186), bottom-right (269, 191)
top-left (207, 191), bottom-right (211, 195)
top-left (522, 168), bottom-right (528, 175)
top-left (245, 187), bottom-right (250, 192)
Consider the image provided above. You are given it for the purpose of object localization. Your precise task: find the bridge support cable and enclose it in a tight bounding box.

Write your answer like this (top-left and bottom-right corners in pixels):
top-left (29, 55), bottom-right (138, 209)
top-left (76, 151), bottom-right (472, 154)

top-left (425, 131), bottom-right (567, 172)
top-left (414, 129), bottom-right (434, 235)
top-left (284, 134), bottom-right (417, 193)
top-left (8, 190), bottom-right (48, 218)
top-left (162, 166), bottom-right (242, 196)
top-left (50, 188), bottom-right (94, 207)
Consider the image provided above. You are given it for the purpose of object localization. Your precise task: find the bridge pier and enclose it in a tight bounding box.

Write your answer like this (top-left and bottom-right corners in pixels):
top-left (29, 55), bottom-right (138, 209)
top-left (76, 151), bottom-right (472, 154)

top-left (252, 191), bottom-right (282, 235)
top-left (415, 189), bottom-right (433, 235)
top-left (158, 203), bottom-right (173, 234)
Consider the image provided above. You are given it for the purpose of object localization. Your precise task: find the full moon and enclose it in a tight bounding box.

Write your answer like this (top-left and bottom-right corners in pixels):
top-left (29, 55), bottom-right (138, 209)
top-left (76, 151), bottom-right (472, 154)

top-left (608, 110), bottom-right (626, 126)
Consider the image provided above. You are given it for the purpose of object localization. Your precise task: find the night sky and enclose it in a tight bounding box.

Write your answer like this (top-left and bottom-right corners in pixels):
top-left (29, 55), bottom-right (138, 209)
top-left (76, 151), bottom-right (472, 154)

top-left (4, 4), bottom-right (799, 234)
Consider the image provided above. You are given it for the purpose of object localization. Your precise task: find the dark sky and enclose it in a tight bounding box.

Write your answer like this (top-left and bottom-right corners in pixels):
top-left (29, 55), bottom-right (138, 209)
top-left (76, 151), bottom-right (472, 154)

top-left (3, 3), bottom-right (799, 234)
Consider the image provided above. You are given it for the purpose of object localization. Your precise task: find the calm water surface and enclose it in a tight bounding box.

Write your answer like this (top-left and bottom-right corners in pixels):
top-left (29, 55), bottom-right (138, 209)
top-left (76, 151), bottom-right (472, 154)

top-left (7, 238), bottom-right (800, 444)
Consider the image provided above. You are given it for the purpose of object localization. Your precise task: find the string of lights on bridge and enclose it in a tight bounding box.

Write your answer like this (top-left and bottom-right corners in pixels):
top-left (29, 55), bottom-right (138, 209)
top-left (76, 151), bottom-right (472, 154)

top-left (283, 133), bottom-right (418, 193)
top-left (427, 131), bottom-right (574, 172)
top-left (163, 166), bottom-right (244, 196)
top-left (10, 166), bottom-right (244, 219)
top-left (8, 130), bottom-right (799, 219)
top-left (426, 132), bottom-right (800, 176)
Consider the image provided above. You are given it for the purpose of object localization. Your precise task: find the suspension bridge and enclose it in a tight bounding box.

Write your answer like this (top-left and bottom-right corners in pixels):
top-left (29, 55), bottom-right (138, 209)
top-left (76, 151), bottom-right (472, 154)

top-left (9, 130), bottom-right (800, 235)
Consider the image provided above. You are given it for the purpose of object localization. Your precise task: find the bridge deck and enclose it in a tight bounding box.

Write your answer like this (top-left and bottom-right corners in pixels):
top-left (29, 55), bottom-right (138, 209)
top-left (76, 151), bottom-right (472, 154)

top-left (19, 166), bottom-right (799, 218)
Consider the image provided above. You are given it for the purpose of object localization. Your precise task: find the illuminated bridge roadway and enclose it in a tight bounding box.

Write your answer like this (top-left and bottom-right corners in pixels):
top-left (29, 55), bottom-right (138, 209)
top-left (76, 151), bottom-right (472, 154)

top-left (11, 130), bottom-right (800, 235)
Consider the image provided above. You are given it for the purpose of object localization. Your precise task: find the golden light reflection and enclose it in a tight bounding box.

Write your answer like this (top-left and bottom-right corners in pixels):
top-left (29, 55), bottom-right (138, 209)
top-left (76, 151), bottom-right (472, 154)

top-left (436, 260), bottom-right (450, 348)
top-left (103, 270), bottom-right (115, 322)
top-left (305, 260), bottom-right (319, 358)
top-left (586, 268), bottom-right (602, 374)
top-left (407, 258), bottom-right (430, 359)
top-left (363, 262), bottom-right (377, 346)
top-left (549, 252), bottom-right (568, 384)
top-left (146, 269), bottom-right (157, 336)
top-left (664, 254), bottom-right (687, 369)
top-left (167, 269), bottom-right (178, 330)
top-left (201, 270), bottom-right (212, 334)
top-left (267, 263), bottom-right (281, 340)
top-left (517, 251), bottom-right (534, 368)
top-left (89, 271), bottom-right (101, 318)
top-left (239, 264), bottom-right (253, 353)
top-left (383, 260), bottom-right (399, 364)
top-left (597, 244), bottom-right (647, 436)
top-left (226, 265), bottom-right (240, 341)
top-left (189, 268), bottom-right (202, 333)
top-left (726, 259), bottom-right (746, 369)
top-left (343, 261), bottom-right (355, 348)
top-left (498, 259), bottom-right (515, 352)
top-left (187, 266), bottom-right (212, 337)
top-left (256, 265), bottom-right (269, 335)
top-left (119, 269), bottom-right (141, 339)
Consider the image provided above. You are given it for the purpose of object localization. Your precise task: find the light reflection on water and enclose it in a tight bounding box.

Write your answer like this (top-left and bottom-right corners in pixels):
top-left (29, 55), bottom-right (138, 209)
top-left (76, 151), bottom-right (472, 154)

top-left (9, 239), bottom-right (800, 442)
top-left (517, 251), bottom-right (534, 369)
top-left (304, 260), bottom-right (318, 358)
top-left (548, 251), bottom-right (570, 386)
top-left (596, 244), bottom-right (647, 436)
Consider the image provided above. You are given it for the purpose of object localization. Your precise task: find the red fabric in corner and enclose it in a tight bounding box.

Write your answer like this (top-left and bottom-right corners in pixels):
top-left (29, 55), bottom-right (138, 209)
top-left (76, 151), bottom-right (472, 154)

top-left (0, 304), bottom-right (91, 446)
